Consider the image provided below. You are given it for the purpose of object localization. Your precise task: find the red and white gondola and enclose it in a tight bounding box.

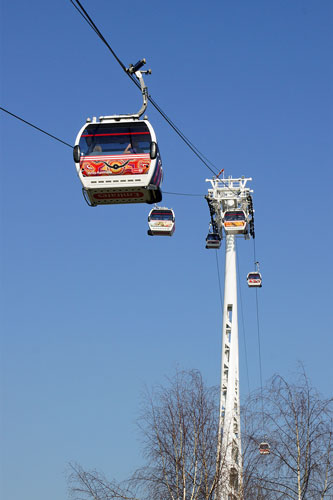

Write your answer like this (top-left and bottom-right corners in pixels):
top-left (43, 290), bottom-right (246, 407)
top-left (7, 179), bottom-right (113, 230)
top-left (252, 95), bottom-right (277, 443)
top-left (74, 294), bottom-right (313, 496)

top-left (259, 442), bottom-right (270, 455)
top-left (223, 210), bottom-right (248, 235)
top-left (73, 59), bottom-right (163, 207)
top-left (247, 272), bottom-right (262, 287)
top-left (147, 207), bottom-right (175, 236)
top-left (73, 118), bottom-right (162, 206)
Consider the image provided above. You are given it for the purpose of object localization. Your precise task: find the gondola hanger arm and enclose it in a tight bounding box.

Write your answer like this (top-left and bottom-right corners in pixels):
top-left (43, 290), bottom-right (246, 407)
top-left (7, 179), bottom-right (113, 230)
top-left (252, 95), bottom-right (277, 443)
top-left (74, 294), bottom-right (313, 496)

top-left (126, 59), bottom-right (151, 118)
top-left (99, 59), bottom-right (151, 121)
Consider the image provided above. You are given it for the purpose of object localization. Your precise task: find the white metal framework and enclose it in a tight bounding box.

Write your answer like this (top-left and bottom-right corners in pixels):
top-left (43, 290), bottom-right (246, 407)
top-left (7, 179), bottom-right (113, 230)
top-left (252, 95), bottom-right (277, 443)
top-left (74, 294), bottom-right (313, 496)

top-left (206, 176), bottom-right (254, 500)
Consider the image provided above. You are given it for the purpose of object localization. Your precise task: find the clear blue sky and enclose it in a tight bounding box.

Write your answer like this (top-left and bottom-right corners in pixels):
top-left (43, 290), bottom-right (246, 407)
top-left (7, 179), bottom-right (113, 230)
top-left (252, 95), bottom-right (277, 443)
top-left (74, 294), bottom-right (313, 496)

top-left (1, 1), bottom-right (332, 499)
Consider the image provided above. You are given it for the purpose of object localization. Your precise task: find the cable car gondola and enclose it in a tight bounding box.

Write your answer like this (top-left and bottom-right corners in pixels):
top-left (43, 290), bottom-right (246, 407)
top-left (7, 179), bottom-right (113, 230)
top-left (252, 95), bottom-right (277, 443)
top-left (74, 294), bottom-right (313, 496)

top-left (247, 262), bottom-right (262, 287)
top-left (205, 233), bottom-right (221, 249)
top-left (247, 272), bottom-right (262, 287)
top-left (147, 207), bottom-right (175, 236)
top-left (73, 59), bottom-right (163, 207)
top-left (223, 210), bottom-right (247, 235)
top-left (74, 118), bottom-right (162, 206)
top-left (259, 442), bottom-right (270, 455)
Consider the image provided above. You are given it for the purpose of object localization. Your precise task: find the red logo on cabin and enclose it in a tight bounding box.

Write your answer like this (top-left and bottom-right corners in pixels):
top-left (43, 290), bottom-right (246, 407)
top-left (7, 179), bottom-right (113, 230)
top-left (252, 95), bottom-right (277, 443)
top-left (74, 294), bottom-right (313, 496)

top-left (94, 192), bottom-right (144, 200)
top-left (81, 157), bottom-right (150, 177)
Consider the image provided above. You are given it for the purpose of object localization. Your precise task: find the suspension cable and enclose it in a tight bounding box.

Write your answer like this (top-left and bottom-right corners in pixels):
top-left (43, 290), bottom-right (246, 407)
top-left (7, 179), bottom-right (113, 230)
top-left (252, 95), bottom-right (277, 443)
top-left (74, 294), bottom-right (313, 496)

top-left (0, 107), bottom-right (215, 201)
top-left (255, 286), bottom-right (265, 430)
top-left (69, 0), bottom-right (219, 176)
top-left (0, 107), bottom-right (73, 149)
top-left (163, 191), bottom-right (203, 197)
top-left (253, 236), bottom-right (257, 263)
top-left (0, 107), bottom-right (213, 201)
top-left (251, 236), bottom-right (265, 427)
top-left (0, 104), bottom-right (218, 198)
top-left (69, 0), bottom-right (128, 71)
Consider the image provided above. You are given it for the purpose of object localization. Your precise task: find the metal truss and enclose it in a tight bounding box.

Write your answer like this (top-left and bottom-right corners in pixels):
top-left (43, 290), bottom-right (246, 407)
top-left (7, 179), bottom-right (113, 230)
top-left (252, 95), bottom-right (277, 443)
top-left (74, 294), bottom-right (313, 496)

top-left (206, 176), bottom-right (255, 500)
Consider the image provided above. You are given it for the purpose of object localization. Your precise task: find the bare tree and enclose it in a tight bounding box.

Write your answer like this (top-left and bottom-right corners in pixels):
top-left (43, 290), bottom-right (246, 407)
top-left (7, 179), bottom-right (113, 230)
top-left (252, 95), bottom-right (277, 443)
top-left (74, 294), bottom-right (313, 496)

top-left (69, 368), bottom-right (332, 500)
top-left (242, 369), bottom-right (333, 500)
top-left (68, 464), bottom-right (137, 500)
top-left (69, 370), bottom-right (226, 500)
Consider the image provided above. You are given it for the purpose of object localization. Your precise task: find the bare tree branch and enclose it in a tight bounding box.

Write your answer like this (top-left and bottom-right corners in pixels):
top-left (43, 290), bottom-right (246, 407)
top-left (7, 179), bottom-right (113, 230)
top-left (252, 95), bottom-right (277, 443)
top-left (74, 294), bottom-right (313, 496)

top-left (242, 370), bottom-right (333, 500)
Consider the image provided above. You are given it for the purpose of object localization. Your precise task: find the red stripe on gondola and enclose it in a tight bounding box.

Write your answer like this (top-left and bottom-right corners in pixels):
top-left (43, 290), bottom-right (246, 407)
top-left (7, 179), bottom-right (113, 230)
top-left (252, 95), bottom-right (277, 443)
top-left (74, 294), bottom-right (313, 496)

top-left (82, 132), bottom-right (151, 137)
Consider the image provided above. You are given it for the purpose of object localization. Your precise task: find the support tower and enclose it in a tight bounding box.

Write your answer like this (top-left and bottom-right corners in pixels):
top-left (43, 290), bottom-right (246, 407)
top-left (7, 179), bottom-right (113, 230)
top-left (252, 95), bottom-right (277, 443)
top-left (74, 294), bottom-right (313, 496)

top-left (206, 176), bottom-right (254, 500)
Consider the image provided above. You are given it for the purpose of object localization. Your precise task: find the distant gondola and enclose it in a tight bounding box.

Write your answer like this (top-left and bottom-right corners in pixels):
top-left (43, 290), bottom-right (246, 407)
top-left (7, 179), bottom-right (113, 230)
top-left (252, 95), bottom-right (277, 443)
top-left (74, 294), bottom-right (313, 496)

top-left (206, 233), bottom-right (221, 249)
top-left (147, 207), bottom-right (175, 236)
top-left (223, 210), bottom-right (247, 235)
top-left (247, 272), bottom-right (262, 287)
top-left (259, 442), bottom-right (270, 455)
top-left (247, 262), bottom-right (262, 287)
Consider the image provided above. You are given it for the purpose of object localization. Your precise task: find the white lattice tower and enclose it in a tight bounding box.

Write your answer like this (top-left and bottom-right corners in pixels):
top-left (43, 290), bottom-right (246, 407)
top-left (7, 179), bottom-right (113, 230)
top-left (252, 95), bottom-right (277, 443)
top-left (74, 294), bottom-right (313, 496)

top-left (206, 177), bottom-right (253, 500)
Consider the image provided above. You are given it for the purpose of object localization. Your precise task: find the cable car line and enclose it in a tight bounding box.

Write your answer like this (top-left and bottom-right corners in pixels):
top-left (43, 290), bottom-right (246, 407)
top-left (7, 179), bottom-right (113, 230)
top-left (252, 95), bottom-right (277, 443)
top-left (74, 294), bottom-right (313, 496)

top-left (163, 191), bottom-right (203, 197)
top-left (69, 0), bottom-right (128, 73)
top-left (0, 106), bottom-right (73, 149)
top-left (255, 284), bottom-right (270, 455)
top-left (253, 240), bottom-right (257, 263)
top-left (69, 0), bottom-right (96, 34)
top-left (0, 106), bottom-right (208, 200)
top-left (69, 0), bottom-right (219, 176)
top-left (144, 94), bottom-right (219, 174)
top-left (255, 286), bottom-right (265, 430)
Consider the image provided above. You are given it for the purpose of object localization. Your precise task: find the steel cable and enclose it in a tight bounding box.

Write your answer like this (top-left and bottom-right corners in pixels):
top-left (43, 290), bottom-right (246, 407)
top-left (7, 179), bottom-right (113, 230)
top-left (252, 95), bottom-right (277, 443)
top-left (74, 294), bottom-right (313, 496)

top-left (0, 107), bottom-right (73, 149)
top-left (69, 0), bottom-right (219, 176)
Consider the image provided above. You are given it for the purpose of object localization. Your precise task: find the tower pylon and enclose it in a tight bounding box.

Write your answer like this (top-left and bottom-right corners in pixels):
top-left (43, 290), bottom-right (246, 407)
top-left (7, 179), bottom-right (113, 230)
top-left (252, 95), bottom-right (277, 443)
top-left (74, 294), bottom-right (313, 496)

top-left (206, 176), bottom-right (254, 500)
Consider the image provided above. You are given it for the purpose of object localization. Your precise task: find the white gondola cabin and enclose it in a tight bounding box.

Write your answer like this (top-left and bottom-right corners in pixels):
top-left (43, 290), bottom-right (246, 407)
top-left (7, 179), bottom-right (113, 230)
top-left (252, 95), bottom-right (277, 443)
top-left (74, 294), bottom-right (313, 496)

top-left (73, 117), bottom-right (163, 206)
top-left (223, 210), bottom-right (247, 235)
top-left (259, 442), bottom-right (270, 455)
top-left (205, 233), bottom-right (221, 249)
top-left (148, 207), bottom-right (175, 236)
top-left (247, 272), bottom-right (262, 287)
